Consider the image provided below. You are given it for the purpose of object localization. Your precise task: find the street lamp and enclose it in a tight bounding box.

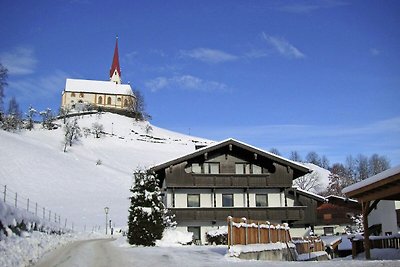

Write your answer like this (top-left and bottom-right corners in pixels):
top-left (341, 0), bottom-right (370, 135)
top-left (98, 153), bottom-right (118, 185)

top-left (104, 207), bottom-right (109, 235)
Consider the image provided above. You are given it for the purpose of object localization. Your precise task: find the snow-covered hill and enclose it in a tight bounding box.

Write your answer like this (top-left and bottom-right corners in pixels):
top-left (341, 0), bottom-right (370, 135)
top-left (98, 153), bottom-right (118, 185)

top-left (0, 113), bottom-right (211, 231)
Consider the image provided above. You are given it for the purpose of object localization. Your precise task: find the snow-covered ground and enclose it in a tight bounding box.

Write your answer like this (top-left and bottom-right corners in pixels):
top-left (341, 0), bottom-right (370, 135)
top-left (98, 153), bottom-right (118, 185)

top-left (0, 113), bottom-right (210, 231)
top-left (2, 228), bottom-right (398, 267)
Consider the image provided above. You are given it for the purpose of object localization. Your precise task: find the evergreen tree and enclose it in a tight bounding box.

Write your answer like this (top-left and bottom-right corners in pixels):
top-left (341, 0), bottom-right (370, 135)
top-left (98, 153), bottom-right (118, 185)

top-left (127, 169), bottom-right (166, 246)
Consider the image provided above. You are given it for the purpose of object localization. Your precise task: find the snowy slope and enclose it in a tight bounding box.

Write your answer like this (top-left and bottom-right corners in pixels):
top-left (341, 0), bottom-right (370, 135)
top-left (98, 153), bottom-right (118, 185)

top-left (0, 113), bottom-right (211, 231)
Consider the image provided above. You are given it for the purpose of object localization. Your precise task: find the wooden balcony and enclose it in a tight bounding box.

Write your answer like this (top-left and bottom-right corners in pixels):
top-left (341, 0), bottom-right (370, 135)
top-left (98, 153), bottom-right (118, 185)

top-left (170, 206), bottom-right (306, 223)
top-left (167, 174), bottom-right (291, 188)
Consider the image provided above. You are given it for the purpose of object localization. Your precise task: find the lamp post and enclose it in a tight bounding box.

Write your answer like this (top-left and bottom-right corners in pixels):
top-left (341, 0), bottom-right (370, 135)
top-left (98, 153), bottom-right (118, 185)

top-left (104, 207), bottom-right (109, 235)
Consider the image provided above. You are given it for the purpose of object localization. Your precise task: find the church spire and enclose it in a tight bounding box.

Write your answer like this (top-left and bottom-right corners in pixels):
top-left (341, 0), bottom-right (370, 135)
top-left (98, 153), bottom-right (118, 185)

top-left (110, 36), bottom-right (121, 84)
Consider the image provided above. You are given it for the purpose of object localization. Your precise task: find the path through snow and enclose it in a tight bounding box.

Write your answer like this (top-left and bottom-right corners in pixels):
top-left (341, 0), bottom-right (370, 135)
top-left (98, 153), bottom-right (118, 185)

top-left (34, 238), bottom-right (130, 267)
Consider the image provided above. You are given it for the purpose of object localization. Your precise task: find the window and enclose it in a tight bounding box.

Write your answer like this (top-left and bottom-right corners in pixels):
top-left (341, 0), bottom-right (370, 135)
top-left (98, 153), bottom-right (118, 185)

top-left (323, 213), bottom-right (332, 221)
top-left (71, 92), bottom-right (76, 97)
top-left (191, 163), bottom-right (201, 174)
top-left (252, 165), bottom-right (262, 174)
top-left (235, 163), bottom-right (250, 174)
top-left (222, 194), bottom-right (233, 207)
top-left (187, 227), bottom-right (201, 244)
top-left (256, 194), bottom-right (268, 207)
top-left (204, 162), bottom-right (220, 174)
top-left (107, 97), bottom-right (112, 105)
top-left (187, 194), bottom-right (200, 207)
top-left (98, 96), bottom-right (103, 104)
top-left (124, 99), bottom-right (129, 107)
top-left (79, 92), bottom-right (84, 98)
top-left (324, 227), bottom-right (334, 236)
top-left (117, 97), bottom-right (121, 102)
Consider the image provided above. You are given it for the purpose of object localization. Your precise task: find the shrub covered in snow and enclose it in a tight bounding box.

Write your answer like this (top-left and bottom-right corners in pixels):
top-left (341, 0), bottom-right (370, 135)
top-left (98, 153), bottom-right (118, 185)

top-left (206, 226), bottom-right (228, 245)
top-left (0, 200), bottom-right (68, 240)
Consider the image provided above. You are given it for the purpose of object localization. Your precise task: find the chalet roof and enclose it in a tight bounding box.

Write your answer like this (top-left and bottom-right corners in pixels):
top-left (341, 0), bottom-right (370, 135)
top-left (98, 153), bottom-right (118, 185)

top-left (110, 37), bottom-right (121, 78)
top-left (151, 138), bottom-right (311, 179)
top-left (325, 195), bottom-right (359, 204)
top-left (342, 165), bottom-right (400, 202)
top-left (290, 187), bottom-right (326, 202)
top-left (64, 78), bottom-right (134, 96)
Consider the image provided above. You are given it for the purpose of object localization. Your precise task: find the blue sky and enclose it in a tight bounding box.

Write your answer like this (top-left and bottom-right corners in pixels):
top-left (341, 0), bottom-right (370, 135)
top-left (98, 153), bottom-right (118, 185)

top-left (0, 0), bottom-right (399, 165)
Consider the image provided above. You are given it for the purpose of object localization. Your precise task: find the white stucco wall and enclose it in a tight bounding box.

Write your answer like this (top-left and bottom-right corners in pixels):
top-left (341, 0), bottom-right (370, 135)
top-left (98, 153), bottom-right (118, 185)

top-left (369, 200), bottom-right (398, 235)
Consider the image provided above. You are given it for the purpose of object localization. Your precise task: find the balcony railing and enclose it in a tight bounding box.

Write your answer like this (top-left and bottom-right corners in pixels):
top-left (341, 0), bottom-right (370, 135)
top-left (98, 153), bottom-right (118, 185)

top-left (170, 206), bottom-right (306, 222)
top-left (167, 174), bottom-right (291, 188)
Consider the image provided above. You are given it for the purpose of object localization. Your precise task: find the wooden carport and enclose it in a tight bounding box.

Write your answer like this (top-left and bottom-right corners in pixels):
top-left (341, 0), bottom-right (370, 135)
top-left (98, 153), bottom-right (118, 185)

top-left (343, 165), bottom-right (400, 259)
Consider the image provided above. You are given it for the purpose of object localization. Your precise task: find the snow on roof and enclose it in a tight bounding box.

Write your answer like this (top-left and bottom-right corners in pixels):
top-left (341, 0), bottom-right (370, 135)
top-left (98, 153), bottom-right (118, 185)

top-left (291, 186), bottom-right (326, 202)
top-left (325, 195), bottom-right (359, 203)
top-left (342, 165), bottom-right (400, 194)
top-left (64, 78), bottom-right (134, 96)
top-left (152, 138), bottom-right (311, 174)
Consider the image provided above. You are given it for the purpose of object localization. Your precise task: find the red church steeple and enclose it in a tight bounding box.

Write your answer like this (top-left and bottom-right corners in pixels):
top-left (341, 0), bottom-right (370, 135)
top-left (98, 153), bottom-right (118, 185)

top-left (110, 36), bottom-right (121, 84)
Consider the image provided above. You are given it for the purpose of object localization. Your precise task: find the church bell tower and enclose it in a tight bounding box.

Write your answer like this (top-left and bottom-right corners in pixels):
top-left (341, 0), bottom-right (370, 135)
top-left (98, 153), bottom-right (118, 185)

top-left (110, 36), bottom-right (122, 84)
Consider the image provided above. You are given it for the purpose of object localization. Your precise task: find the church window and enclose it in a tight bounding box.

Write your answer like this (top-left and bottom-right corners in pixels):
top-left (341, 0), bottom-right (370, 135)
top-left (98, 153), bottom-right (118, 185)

top-left (71, 92), bottom-right (76, 97)
top-left (124, 99), bottom-right (129, 107)
top-left (79, 93), bottom-right (84, 98)
top-left (117, 97), bottom-right (121, 102)
top-left (107, 97), bottom-right (112, 105)
top-left (98, 96), bottom-right (103, 104)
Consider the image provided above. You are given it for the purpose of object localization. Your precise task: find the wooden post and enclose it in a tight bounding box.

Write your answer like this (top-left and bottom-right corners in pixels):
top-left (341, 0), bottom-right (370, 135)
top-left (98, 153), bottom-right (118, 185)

top-left (362, 201), bottom-right (371, 260)
top-left (243, 218), bottom-right (248, 245)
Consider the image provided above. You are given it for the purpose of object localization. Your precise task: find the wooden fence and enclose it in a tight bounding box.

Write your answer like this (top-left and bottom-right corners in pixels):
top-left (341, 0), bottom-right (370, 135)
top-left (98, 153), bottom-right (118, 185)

top-left (292, 236), bottom-right (325, 254)
top-left (227, 217), bottom-right (291, 247)
top-left (351, 235), bottom-right (400, 258)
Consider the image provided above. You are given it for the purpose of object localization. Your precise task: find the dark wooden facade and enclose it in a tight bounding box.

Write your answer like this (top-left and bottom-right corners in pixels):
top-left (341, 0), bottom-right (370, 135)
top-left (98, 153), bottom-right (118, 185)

top-left (152, 139), bottom-right (314, 226)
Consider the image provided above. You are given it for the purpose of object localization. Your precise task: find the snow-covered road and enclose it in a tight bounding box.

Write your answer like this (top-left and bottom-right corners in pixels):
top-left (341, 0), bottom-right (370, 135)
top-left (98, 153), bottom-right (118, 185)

top-left (31, 237), bottom-right (400, 267)
top-left (33, 239), bottom-right (130, 267)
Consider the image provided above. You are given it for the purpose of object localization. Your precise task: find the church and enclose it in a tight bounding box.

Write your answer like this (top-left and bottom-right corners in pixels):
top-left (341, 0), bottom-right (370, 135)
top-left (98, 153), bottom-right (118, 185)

top-left (61, 38), bottom-right (136, 115)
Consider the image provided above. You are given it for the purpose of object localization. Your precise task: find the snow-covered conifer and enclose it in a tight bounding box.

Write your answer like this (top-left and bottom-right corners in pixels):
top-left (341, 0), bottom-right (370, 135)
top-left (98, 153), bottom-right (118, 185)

top-left (39, 108), bottom-right (55, 130)
top-left (25, 105), bottom-right (37, 131)
top-left (127, 169), bottom-right (167, 246)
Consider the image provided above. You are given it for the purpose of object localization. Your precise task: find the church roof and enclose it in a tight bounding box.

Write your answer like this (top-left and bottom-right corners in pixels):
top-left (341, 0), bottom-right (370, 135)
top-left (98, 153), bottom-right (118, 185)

top-left (64, 78), bottom-right (134, 96)
top-left (109, 37), bottom-right (121, 78)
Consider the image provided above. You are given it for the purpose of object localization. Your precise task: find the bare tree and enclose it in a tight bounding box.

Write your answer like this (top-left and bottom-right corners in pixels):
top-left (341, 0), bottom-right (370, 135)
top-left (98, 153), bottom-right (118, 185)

top-left (356, 154), bottom-right (369, 182)
top-left (91, 122), bottom-right (104, 138)
top-left (289, 151), bottom-right (302, 162)
top-left (63, 117), bottom-right (81, 152)
top-left (0, 63), bottom-right (7, 114)
top-left (368, 154), bottom-right (390, 175)
top-left (59, 106), bottom-right (71, 124)
top-left (306, 151), bottom-right (321, 166)
top-left (132, 88), bottom-right (151, 121)
top-left (320, 155), bottom-right (330, 169)
top-left (325, 163), bottom-right (353, 196)
top-left (293, 171), bottom-right (321, 192)
top-left (269, 148), bottom-right (281, 156)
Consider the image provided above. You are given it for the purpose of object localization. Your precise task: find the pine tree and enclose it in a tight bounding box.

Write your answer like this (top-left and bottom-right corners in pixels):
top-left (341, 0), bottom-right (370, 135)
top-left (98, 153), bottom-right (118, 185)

top-left (127, 169), bottom-right (166, 246)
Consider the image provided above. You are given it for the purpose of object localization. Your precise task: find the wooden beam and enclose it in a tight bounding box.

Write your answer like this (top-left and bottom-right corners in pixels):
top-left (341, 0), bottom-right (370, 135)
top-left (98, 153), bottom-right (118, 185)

top-left (366, 199), bottom-right (380, 215)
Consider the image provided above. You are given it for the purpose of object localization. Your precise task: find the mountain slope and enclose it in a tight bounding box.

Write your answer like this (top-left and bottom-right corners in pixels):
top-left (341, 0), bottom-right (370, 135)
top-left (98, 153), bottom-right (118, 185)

top-left (0, 113), bottom-right (210, 231)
